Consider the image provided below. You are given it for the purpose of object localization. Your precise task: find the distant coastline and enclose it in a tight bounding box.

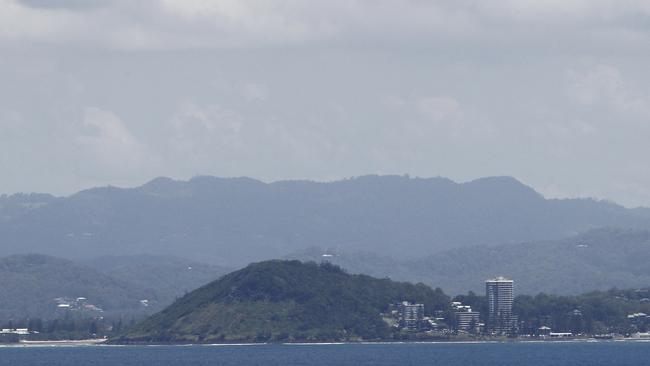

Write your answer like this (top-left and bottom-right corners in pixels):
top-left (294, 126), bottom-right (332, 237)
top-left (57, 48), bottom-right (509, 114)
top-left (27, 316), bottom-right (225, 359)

top-left (7, 337), bottom-right (650, 348)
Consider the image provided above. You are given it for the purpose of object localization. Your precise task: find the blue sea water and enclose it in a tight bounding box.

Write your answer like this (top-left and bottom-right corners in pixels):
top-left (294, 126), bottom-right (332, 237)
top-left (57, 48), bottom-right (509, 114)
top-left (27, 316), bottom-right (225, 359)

top-left (1, 342), bottom-right (649, 366)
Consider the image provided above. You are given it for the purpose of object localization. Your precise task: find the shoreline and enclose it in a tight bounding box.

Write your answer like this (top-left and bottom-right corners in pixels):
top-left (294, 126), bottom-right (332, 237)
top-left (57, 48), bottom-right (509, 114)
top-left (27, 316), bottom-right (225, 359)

top-left (0, 339), bottom-right (108, 347)
top-left (4, 338), bottom-right (647, 347)
top-left (0, 338), bottom-right (650, 348)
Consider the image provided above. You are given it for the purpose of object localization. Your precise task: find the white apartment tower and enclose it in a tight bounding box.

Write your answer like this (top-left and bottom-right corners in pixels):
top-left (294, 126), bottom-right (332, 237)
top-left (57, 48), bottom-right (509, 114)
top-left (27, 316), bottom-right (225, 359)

top-left (486, 276), bottom-right (516, 335)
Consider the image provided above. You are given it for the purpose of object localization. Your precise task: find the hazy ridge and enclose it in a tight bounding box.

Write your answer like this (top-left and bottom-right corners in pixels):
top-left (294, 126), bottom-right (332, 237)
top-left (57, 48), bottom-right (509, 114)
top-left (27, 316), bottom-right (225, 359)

top-left (1, 175), bottom-right (649, 265)
top-left (288, 228), bottom-right (650, 295)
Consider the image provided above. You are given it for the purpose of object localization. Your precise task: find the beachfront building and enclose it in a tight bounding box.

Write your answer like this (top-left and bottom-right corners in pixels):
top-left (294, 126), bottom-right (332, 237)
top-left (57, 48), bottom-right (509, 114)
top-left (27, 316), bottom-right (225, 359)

top-left (398, 301), bottom-right (425, 331)
top-left (453, 302), bottom-right (481, 333)
top-left (486, 276), bottom-right (517, 335)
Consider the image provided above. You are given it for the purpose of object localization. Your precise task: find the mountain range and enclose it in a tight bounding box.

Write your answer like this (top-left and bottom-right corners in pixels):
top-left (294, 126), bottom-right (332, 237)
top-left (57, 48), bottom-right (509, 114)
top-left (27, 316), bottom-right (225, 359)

top-left (2, 175), bottom-right (650, 266)
top-left (288, 228), bottom-right (650, 295)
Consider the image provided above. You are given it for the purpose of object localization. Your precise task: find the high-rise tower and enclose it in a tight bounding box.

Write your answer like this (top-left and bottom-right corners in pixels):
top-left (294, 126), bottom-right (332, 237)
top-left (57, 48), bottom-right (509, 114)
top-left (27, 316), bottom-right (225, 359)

top-left (486, 276), bottom-right (516, 335)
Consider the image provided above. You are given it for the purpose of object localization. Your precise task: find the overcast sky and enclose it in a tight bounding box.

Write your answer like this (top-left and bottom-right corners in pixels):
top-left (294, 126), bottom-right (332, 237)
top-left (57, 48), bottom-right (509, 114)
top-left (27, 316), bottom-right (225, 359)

top-left (1, 0), bottom-right (650, 207)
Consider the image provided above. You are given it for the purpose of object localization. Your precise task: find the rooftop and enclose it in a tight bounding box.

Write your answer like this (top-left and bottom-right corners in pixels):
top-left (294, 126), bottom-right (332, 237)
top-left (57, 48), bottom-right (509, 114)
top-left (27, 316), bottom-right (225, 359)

top-left (486, 276), bottom-right (513, 283)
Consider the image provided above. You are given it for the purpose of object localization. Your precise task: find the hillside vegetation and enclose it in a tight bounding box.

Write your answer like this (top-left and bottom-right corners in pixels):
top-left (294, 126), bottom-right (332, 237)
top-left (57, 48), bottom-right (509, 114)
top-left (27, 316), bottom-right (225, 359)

top-left (118, 260), bottom-right (450, 343)
top-left (119, 260), bottom-right (650, 343)
top-left (0, 254), bottom-right (228, 319)
top-left (0, 254), bottom-right (145, 319)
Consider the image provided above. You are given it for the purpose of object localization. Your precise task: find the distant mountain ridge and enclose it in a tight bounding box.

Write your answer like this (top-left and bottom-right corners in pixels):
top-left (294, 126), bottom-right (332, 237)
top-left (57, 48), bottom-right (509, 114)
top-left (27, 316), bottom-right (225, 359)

top-left (288, 228), bottom-right (650, 295)
top-left (1, 175), bottom-right (650, 265)
top-left (84, 255), bottom-right (231, 304)
top-left (0, 193), bottom-right (56, 223)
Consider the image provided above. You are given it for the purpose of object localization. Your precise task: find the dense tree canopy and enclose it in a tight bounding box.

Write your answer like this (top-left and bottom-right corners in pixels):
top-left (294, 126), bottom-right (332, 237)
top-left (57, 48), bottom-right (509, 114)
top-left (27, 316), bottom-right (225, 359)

top-left (118, 260), bottom-right (451, 343)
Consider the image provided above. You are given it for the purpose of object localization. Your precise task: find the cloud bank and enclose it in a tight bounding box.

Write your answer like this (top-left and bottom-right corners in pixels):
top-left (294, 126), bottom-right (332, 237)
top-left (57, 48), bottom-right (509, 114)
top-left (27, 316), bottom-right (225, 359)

top-left (1, 0), bottom-right (650, 207)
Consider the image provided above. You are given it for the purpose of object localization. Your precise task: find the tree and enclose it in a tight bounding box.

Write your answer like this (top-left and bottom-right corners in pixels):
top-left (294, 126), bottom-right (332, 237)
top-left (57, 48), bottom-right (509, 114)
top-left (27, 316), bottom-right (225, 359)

top-left (468, 317), bottom-right (478, 334)
top-left (28, 318), bottom-right (43, 333)
top-left (89, 320), bottom-right (98, 335)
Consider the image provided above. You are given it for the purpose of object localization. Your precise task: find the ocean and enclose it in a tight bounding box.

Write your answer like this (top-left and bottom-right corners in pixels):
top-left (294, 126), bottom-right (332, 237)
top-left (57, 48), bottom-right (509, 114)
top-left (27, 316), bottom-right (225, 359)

top-left (1, 341), bottom-right (649, 365)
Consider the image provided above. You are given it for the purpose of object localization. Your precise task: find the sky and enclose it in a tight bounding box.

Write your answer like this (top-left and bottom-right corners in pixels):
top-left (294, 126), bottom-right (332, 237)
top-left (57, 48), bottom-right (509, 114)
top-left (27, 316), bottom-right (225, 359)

top-left (1, 0), bottom-right (650, 207)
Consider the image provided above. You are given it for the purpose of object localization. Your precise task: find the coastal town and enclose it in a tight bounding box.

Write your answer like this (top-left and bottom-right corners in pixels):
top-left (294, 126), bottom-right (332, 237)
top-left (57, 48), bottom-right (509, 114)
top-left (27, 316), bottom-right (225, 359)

top-left (388, 276), bottom-right (650, 341)
top-left (3, 272), bottom-right (650, 344)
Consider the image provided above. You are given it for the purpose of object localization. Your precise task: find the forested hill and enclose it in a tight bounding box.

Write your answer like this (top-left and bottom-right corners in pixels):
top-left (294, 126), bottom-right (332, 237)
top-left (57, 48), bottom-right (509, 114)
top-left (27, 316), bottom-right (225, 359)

top-left (2, 175), bottom-right (650, 264)
top-left (117, 260), bottom-right (450, 343)
top-left (0, 254), bottom-right (229, 319)
top-left (0, 254), bottom-right (145, 319)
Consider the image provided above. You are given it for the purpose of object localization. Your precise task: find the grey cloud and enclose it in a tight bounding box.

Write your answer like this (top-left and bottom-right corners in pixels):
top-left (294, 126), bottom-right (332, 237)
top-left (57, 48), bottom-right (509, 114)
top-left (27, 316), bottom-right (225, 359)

top-left (1, 1), bottom-right (650, 208)
top-left (1, 1), bottom-right (649, 49)
top-left (568, 65), bottom-right (650, 120)
top-left (18, 0), bottom-right (110, 10)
